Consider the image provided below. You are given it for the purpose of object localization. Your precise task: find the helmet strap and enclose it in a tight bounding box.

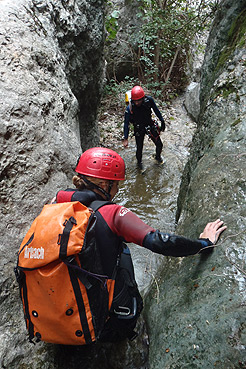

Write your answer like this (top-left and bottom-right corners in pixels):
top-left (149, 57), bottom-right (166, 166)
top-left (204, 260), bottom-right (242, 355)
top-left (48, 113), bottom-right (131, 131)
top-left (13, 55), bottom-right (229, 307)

top-left (79, 175), bottom-right (111, 201)
top-left (108, 180), bottom-right (114, 195)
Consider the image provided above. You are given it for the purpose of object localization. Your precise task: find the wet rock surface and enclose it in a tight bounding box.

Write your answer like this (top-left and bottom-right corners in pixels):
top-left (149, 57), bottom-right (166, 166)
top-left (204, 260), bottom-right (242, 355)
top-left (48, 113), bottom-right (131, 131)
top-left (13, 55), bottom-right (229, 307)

top-left (144, 1), bottom-right (246, 368)
top-left (0, 1), bottom-right (104, 368)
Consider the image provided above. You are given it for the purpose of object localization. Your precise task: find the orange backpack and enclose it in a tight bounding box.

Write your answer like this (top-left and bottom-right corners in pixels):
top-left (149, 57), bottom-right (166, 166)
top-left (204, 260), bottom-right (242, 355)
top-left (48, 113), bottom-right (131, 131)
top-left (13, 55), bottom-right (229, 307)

top-left (15, 200), bottom-right (116, 345)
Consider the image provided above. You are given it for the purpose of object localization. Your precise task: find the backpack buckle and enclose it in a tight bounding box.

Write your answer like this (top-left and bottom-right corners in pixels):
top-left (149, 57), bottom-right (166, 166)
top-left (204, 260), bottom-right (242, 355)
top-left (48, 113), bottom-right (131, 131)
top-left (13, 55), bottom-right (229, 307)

top-left (114, 306), bottom-right (131, 316)
top-left (63, 217), bottom-right (77, 227)
top-left (114, 297), bottom-right (137, 319)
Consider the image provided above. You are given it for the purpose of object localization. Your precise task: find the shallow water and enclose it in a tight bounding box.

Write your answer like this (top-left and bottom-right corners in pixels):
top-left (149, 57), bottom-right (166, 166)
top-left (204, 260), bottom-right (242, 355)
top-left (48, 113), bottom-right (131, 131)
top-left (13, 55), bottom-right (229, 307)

top-left (110, 98), bottom-right (196, 294)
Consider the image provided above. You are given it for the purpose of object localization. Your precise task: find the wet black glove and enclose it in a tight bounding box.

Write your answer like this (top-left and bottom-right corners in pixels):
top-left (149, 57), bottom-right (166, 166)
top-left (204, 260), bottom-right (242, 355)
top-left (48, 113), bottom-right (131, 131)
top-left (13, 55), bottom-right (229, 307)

top-left (143, 230), bottom-right (212, 257)
top-left (161, 121), bottom-right (165, 131)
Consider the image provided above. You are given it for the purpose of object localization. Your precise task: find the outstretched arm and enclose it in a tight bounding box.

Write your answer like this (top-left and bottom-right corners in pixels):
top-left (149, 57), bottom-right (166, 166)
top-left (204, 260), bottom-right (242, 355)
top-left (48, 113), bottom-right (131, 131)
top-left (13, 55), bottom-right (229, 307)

top-left (98, 204), bottom-right (227, 258)
top-left (143, 219), bottom-right (227, 257)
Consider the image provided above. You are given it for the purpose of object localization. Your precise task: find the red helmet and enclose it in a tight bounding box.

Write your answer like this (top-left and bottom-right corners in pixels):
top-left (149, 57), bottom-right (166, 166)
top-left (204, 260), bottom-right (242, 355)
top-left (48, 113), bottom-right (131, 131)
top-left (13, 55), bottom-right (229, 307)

top-left (75, 147), bottom-right (125, 181)
top-left (131, 86), bottom-right (145, 101)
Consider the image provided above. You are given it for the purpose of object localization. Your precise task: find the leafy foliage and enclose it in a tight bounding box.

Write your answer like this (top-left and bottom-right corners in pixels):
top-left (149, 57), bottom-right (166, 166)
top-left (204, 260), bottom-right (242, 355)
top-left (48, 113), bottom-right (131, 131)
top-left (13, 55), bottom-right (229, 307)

top-left (105, 0), bottom-right (220, 100)
top-left (102, 76), bottom-right (138, 110)
top-left (105, 8), bottom-right (120, 40)
top-left (134, 0), bottom-right (219, 94)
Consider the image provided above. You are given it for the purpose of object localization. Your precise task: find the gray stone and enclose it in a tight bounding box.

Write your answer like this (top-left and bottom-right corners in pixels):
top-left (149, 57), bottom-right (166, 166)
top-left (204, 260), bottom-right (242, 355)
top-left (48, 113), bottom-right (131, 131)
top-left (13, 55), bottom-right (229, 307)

top-left (0, 1), bottom-right (104, 368)
top-left (184, 82), bottom-right (200, 122)
top-left (145, 0), bottom-right (246, 368)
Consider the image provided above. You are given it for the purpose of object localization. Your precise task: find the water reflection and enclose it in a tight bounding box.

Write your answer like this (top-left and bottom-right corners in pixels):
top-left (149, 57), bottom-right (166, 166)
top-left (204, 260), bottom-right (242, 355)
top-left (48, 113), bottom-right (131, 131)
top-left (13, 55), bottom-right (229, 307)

top-left (114, 144), bottom-right (177, 231)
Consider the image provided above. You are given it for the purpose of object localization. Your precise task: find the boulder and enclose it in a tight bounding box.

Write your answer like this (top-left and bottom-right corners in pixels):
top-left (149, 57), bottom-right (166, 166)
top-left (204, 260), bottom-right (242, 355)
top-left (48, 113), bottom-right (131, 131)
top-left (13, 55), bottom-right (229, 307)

top-left (184, 82), bottom-right (200, 122)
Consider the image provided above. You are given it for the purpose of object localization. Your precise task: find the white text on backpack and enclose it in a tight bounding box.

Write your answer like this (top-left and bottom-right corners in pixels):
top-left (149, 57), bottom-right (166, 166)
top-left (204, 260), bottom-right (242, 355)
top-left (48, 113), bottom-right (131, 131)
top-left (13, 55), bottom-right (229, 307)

top-left (24, 246), bottom-right (44, 259)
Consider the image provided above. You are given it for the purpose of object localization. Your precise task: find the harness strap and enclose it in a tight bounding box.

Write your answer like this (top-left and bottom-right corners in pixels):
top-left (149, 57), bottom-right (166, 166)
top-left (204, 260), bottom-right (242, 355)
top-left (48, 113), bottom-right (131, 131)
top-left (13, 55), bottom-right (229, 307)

top-left (67, 266), bottom-right (93, 344)
top-left (58, 216), bottom-right (77, 259)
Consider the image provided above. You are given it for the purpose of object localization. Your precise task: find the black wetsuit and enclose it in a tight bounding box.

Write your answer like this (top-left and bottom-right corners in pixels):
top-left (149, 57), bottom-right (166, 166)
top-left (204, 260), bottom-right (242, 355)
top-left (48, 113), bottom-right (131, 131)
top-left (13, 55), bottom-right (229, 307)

top-left (124, 96), bottom-right (165, 164)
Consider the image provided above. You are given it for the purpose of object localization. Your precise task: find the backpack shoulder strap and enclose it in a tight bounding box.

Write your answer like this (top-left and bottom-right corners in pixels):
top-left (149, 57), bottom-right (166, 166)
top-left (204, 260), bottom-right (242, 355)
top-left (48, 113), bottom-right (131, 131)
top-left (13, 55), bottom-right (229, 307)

top-left (129, 100), bottom-right (133, 114)
top-left (88, 200), bottom-right (122, 277)
top-left (89, 200), bottom-right (114, 212)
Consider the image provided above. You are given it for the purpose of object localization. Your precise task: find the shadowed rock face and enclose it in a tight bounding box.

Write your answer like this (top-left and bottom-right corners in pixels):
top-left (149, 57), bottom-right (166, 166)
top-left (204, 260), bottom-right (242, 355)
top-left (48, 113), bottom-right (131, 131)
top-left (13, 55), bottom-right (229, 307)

top-left (0, 1), bottom-right (104, 367)
top-left (104, 0), bottom-right (142, 81)
top-left (145, 0), bottom-right (246, 368)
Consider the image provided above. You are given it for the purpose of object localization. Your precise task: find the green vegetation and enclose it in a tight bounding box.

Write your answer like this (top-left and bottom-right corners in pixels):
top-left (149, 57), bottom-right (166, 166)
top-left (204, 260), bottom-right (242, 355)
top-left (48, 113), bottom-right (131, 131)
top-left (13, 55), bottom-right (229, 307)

top-left (216, 8), bottom-right (246, 72)
top-left (105, 0), bottom-right (219, 100)
top-left (104, 76), bottom-right (137, 99)
top-left (102, 78), bottom-right (167, 112)
top-left (105, 8), bottom-right (120, 40)
top-left (215, 82), bottom-right (238, 99)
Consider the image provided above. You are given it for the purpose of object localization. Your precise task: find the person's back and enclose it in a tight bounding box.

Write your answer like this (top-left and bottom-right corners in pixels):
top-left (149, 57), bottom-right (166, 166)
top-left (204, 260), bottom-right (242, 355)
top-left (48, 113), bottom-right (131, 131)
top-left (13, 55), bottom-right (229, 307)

top-left (23, 147), bottom-right (227, 345)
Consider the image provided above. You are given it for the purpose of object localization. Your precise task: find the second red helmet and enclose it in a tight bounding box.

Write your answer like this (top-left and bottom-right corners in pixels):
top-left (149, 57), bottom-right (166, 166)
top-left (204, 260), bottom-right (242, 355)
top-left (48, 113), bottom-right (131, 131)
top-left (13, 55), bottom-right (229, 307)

top-left (75, 147), bottom-right (125, 181)
top-left (131, 86), bottom-right (145, 101)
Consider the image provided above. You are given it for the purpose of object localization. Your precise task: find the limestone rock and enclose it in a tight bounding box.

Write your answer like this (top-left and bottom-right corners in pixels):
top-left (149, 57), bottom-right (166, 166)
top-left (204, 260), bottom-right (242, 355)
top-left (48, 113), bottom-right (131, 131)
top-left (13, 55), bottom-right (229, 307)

top-left (0, 1), bottom-right (104, 368)
top-left (145, 1), bottom-right (246, 368)
top-left (184, 82), bottom-right (200, 122)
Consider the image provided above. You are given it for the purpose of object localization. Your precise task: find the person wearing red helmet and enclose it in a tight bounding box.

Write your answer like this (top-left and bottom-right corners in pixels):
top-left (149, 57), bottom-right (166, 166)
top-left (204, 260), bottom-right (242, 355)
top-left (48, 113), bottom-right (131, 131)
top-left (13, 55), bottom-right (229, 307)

top-left (123, 86), bottom-right (165, 169)
top-left (55, 147), bottom-right (227, 342)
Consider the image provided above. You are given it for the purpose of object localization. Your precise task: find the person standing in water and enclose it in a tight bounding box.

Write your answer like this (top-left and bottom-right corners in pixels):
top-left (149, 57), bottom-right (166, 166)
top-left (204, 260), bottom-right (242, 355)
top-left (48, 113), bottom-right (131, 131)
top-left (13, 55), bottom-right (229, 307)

top-left (123, 86), bottom-right (165, 169)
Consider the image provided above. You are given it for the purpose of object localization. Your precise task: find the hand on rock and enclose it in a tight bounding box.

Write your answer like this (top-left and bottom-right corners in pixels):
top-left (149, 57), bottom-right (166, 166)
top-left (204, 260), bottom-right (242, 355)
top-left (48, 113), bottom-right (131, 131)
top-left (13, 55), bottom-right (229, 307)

top-left (200, 218), bottom-right (227, 244)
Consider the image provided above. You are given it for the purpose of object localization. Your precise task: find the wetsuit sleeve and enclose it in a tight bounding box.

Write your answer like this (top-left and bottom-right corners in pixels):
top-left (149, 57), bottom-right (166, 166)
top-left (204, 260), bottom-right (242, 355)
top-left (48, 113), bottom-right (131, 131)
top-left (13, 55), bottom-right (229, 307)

top-left (124, 106), bottom-right (131, 139)
top-left (98, 205), bottom-right (213, 257)
top-left (149, 96), bottom-right (164, 123)
top-left (98, 204), bottom-right (155, 245)
top-left (143, 230), bottom-right (214, 257)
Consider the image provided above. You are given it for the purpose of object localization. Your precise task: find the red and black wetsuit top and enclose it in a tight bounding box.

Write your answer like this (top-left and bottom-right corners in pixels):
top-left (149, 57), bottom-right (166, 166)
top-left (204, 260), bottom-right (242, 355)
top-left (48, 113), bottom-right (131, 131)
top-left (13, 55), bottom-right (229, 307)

top-left (56, 189), bottom-right (154, 277)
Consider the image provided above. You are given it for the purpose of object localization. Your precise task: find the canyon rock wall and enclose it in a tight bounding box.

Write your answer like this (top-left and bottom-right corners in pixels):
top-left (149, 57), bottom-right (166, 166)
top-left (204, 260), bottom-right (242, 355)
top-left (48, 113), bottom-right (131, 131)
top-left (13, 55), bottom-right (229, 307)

top-left (145, 1), bottom-right (246, 368)
top-left (0, 1), bottom-right (104, 367)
